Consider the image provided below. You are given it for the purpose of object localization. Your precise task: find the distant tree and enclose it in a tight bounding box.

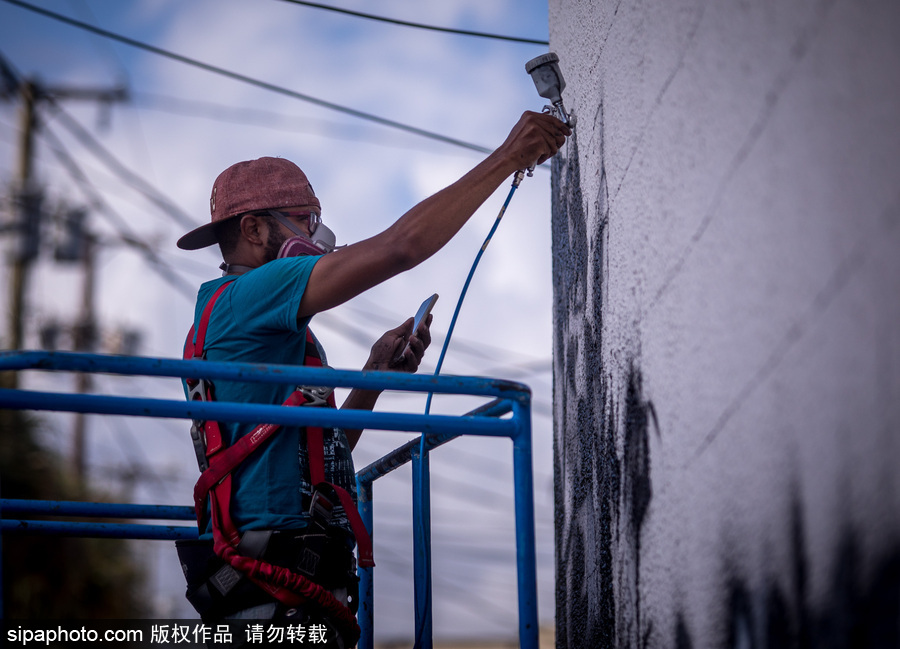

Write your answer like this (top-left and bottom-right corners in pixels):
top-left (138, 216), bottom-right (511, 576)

top-left (1, 410), bottom-right (146, 618)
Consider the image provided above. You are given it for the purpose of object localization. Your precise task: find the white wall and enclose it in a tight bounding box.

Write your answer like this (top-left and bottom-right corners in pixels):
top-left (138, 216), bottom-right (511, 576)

top-left (549, 0), bottom-right (900, 646)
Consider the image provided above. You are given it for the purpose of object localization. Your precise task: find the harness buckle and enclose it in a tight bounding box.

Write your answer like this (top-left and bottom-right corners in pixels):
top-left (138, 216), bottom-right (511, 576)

top-left (298, 385), bottom-right (334, 407)
top-left (309, 487), bottom-right (336, 527)
top-left (187, 377), bottom-right (212, 472)
top-left (186, 376), bottom-right (207, 403)
top-left (190, 421), bottom-right (210, 472)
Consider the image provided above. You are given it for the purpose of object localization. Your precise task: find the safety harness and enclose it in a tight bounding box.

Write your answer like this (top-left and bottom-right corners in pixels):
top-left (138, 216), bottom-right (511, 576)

top-left (183, 279), bottom-right (373, 643)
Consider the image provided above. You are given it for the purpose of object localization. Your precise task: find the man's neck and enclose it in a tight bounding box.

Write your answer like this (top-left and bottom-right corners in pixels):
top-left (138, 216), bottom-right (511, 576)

top-left (219, 262), bottom-right (257, 276)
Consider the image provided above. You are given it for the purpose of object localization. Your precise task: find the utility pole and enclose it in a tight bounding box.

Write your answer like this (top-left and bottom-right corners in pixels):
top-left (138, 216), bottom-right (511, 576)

top-left (71, 233), bottom-right (96, 485)
top-left (2, 80), bottom-right (38, 393)
top-left (4, 78), bottom-right (126, 357)
top-left (11, 81), bottom-right (37, 349)
top-left (1, 72), bottom-right (127, 485)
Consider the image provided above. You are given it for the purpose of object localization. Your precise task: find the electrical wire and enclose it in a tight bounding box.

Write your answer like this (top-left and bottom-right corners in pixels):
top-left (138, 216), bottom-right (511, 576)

top-left (2, 0), bottom-right (492, 154)
top-left (97, 412), bottom-right (178, 502)
top-left (375, 517), bottom-right (556, 548)
top-left (375, 543), bottom-right (518, 633)
top-left (44, 100), bottom-right (201, 231)
top-left (131, 91), bottom-right (477, 156)
top-left (0, 116), bottom-right (18, 148)
top-left (276, 0), bottom-right (550, 46)
top-left (64, 0), bottom-right (164, 216)
top-left (38, 121), bottom-right (196, 299)
top-left (315, 300), bottom-right (555, 384)
top-left (344, 294), bottom-right (550, 367)
top-left (0, 51), bottom-right (215, 270)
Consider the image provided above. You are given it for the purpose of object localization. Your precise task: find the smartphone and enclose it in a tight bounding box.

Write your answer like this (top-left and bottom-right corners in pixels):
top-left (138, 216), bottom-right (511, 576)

top-left (394, 293), bottom-right (438, 364)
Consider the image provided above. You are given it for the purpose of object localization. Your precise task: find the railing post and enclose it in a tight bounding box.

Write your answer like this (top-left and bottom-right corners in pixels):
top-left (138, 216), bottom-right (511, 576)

top-left (357, 477), bottom-right (374, 649)
top-left (411, 438), bottom-right (432, 649)
top-left (1, 500), bottom-right (5, 619)
top-left (512, 398), bottom-right (539, 649)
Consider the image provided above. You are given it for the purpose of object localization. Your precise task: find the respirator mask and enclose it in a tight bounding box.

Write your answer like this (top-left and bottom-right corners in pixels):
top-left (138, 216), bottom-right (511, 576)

top-left (269, 209), bottom-right (342, 258)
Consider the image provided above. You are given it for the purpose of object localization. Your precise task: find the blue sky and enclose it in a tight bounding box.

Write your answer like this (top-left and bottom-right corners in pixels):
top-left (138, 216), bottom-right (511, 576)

top-left (0, 0), bottom-right (557, 641)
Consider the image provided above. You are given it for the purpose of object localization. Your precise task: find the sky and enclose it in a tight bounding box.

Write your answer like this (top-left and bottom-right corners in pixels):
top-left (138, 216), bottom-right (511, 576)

top-left (0, 0), bottom-right (557, 642)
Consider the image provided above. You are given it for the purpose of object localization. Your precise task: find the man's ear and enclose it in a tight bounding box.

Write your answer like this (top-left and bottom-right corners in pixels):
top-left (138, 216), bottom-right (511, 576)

top-left (239, 213), bottom-right (266, 246)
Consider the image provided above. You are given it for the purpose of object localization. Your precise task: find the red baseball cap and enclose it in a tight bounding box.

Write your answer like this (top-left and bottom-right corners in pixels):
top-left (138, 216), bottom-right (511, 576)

top-left (177, 157), bottom-right (320, 250)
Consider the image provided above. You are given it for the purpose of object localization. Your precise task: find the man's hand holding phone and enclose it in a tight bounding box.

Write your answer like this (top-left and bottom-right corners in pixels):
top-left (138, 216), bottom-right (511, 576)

top-left (364, 294), bottom-right (437, 374)
top-left (391, 293), bottom-right (438, 367)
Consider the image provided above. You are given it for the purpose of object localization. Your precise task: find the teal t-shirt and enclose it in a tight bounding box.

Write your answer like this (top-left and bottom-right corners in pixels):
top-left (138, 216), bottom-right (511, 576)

top-left (185, 256), bottom-right (356, 536)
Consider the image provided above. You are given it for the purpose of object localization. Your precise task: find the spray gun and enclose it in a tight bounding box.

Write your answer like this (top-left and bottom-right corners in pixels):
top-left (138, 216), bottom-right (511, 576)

top-left (524, 52), bottom-right (574, 176)
top-left (425, 52), bottom-right (574, 414)
top-left (526, 52), bottom-right (574, 126)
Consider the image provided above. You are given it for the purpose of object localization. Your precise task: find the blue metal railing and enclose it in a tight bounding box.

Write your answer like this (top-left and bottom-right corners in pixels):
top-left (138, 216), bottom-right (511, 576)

top-left (0, 351), bottom-right (538, 649)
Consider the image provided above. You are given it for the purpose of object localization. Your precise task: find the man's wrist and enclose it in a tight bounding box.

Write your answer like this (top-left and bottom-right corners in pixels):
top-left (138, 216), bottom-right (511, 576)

top-left (343, 387), bottom-right (382, 412)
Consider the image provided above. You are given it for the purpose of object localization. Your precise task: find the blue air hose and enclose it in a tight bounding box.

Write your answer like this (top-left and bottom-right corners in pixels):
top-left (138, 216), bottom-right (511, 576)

top-left (414, 169), bottom-right (525, 649)
top-left (424, 169), bottom-right (526, 415)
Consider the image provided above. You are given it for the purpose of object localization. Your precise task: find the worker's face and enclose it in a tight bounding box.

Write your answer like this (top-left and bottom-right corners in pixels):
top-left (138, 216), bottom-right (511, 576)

top-left (261, 206), bottom-right (322, 261)
top-left (273, 207), bottom-right (321, 236)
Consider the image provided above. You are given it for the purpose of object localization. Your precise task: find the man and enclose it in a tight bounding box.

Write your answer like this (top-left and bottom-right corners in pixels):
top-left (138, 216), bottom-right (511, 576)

top-left (176, 111), bottom-right (569, 645)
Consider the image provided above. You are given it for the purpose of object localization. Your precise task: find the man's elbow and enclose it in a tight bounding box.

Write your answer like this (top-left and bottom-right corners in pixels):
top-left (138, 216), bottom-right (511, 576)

top-left (383, 231), bottom-right (428, 274)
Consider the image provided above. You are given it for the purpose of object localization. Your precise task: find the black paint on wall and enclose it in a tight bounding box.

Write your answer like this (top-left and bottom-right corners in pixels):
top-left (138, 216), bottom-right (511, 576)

top-left (553, 128), bottom-right (616, 648)
top-left (675, 615), bottom-right (694, 649)
top-left (728, 579), bottom-right (757, 648)
top-left (624, 369), bottom-right (654, 538)
top-left (622, 365), bottom-right (656, 647)
top-left (765, 582), bottom-right (793, 649)
top-left (668, 502), bottom-right (900, 648)
top-left (812, 532), bottom-right (900, 648)
top-left (552, 125), bottom-right (660, 646)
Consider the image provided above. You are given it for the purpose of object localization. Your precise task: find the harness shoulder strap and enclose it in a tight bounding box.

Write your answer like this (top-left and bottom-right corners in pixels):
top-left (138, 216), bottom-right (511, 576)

top-left (185, 279), bottom-right (235, 465)
top-left (184, 280), bottom-right (235, 361)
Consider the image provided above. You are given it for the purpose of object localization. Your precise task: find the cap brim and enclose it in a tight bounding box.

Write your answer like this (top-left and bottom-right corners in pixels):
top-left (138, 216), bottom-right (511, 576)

top-left (177, 217), bottom-right (237, 250)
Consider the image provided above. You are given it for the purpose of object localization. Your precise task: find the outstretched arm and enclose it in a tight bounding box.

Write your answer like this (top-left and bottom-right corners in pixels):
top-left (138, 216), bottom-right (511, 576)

top-left (297, 111), bottom-right (570, 319)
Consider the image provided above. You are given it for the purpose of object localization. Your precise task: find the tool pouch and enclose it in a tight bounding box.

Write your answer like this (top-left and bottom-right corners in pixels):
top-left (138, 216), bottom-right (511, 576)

top-left (175, 539), bottom-right (271, 622)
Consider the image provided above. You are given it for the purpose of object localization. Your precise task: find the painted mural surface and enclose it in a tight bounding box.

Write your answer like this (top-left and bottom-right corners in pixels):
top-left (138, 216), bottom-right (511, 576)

top-left (550, 1), bottom-right (900, 646)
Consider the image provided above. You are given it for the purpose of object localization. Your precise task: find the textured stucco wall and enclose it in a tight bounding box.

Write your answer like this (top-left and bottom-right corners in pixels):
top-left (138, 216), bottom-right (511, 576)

top-left (549, 1), bottom-right (900, 647)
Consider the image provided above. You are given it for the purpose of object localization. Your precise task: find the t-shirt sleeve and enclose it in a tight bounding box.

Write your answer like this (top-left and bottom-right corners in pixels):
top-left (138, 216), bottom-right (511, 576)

top-left (224, 256), bottom-right (320, 334)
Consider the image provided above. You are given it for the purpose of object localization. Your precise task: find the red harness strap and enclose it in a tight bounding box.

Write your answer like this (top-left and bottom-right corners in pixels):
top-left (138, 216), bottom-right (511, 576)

top-left (301, 332), bottom-right (375, 569)
top-left (184, 281), bottom-right (234, 460)
top-left (183, 280), bottom-right (373, 641)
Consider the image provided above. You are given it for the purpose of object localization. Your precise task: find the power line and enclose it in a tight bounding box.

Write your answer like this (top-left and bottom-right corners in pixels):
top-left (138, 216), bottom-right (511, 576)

top-left (1, 51), bottom-right (195, 234)
top-left (0, 51), bottom-right (197, 298)
top-left (372, 543), bottom-right (518, 631)
top-left (63, 0), bottom-right (164, 218)
top-left (3, 0), bottom-right (492, 154)
top-left (276, 0), bottom-right (550, 46)
top-left (314, 307), bottom-right (552, 381)
top-left (155, 248), bottom-right (225, 279)
top-left (131, 91), bottom-right (476, 156)
top-left (342, 296), bottom-right (551, 367)
top-left (44, 99), bottom-right (201, 231)
top-left (38, 121), bottom-right (196, 300)
top-left (97, 413), bottom-right (178, 502)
